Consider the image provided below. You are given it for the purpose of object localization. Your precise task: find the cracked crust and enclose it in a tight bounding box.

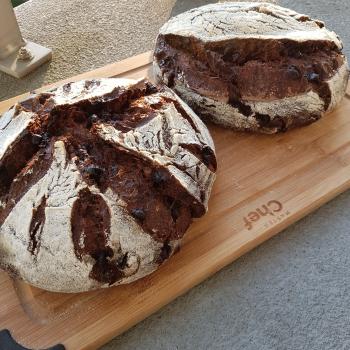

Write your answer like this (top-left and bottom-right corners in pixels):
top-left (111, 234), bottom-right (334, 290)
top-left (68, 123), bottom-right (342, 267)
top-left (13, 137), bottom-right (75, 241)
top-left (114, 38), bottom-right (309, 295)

top-left (0, 78), bottom-right (216, 292)
top-left (158, 2), bottom-right (342, 46)
top-left (154, 2), bottom-right (350, 133)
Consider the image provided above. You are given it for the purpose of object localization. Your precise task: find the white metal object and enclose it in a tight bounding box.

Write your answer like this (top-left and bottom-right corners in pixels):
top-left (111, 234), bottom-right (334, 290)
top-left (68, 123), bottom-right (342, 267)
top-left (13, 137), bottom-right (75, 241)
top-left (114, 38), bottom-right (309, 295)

top-left (0, 0), bottom-right (52, 78)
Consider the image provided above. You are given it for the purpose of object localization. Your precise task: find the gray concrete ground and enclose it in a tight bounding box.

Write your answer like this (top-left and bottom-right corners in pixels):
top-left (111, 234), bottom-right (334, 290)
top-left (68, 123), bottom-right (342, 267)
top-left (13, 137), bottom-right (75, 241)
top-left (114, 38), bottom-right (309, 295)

top-left (1, 1), bottom-right (350, 349)
top-left (0, 0), bottom-right (176, 101)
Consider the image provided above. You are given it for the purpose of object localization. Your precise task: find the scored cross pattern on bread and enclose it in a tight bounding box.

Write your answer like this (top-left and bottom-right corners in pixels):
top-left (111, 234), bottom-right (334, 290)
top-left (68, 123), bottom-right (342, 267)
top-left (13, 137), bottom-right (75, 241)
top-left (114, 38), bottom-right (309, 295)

top-left (0, 78), bottom-right (216, 292)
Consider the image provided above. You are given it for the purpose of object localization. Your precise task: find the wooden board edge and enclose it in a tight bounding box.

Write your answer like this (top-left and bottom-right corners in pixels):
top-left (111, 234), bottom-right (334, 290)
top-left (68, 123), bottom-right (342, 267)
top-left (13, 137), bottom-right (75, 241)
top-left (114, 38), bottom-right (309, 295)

top-left (0, 51), bottom-right (153, 113)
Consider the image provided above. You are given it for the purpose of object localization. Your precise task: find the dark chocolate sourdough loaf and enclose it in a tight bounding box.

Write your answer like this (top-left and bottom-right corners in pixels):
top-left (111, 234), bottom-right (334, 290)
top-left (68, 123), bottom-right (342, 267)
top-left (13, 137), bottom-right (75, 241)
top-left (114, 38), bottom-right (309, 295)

top-left (154, 2), bottom-right (349, 133)
top-left (0, 78), bottom-right (216, 292)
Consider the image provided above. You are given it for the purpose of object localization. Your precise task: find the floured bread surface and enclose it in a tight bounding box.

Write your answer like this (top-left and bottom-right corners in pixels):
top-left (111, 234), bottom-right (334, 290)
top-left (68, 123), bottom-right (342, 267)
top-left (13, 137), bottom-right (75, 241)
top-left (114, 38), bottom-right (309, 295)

top-left (154, 2), bottom-right (349, 133)
top-left (0, 78), bottom-right (216, 292)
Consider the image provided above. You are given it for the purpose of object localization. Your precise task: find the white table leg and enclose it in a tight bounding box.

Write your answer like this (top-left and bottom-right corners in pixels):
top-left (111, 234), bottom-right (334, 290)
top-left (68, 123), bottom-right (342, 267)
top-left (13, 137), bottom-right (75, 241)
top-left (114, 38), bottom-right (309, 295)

top-left (0, 0), bottom-right (52, 78)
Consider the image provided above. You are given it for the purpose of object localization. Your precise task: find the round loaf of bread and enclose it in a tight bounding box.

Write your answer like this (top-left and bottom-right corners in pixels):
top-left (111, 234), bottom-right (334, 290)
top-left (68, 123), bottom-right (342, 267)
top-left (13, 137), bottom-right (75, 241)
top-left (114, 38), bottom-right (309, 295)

top-left (0, 78), bottom-right (216, 292)
top-left (154, 2), bottom-right (349, 133)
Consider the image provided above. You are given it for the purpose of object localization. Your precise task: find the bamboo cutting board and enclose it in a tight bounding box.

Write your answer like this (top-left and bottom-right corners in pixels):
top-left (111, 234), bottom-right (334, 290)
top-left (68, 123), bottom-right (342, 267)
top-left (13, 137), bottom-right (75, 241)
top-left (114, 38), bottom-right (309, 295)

top-left (0, 51), bottom-right (350, 350)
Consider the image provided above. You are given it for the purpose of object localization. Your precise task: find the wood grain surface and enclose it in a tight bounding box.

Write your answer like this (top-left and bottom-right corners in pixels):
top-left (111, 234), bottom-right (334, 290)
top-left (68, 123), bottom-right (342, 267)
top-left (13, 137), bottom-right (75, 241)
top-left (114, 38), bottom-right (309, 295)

top-left (0, 52), bottom-right (350, 350)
